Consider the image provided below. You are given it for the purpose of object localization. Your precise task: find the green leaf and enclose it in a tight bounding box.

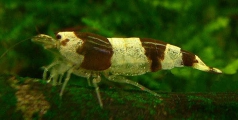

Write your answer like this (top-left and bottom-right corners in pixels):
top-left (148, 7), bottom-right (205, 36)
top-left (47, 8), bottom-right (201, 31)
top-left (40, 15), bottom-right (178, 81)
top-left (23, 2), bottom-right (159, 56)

top-left (223, 59), bottom-right (238, 74)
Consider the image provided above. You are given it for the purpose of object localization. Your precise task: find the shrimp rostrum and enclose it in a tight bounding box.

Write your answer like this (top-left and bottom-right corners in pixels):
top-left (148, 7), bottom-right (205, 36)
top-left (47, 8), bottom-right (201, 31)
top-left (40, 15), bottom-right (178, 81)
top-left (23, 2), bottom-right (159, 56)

top-left (32, 32), bottom-right (222, 107)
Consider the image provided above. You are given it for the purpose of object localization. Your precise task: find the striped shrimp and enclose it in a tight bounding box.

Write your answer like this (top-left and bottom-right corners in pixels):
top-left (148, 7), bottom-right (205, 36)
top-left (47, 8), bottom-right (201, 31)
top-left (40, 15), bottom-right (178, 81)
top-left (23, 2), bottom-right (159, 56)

top-left (31, 32), bottom-right (222, 107)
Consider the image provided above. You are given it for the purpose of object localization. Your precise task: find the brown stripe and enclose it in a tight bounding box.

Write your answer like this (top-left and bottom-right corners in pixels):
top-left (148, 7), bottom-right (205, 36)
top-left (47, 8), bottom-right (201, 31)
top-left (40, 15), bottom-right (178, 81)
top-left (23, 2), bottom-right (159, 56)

top-left (181, 50), bottom-right (198, 66)
top-left (61, 39), bottom-right (69, 46)
top-left (140, 38), bottom-right (166, 72)
top-left (75, 32), bottom-right (113, 71)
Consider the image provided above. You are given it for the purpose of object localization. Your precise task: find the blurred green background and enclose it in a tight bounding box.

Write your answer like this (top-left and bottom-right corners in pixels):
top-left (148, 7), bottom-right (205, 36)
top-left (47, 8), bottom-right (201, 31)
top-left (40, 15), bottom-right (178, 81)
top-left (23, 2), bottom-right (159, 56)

top-left (0, 0), bottom-right (237, 93)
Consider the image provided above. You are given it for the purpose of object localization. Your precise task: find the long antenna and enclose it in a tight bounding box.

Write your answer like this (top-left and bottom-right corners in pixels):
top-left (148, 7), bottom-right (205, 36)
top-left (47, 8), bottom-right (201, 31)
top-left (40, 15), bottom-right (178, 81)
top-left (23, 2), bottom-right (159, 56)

top-left (0, 38), bottom-right (30, 59)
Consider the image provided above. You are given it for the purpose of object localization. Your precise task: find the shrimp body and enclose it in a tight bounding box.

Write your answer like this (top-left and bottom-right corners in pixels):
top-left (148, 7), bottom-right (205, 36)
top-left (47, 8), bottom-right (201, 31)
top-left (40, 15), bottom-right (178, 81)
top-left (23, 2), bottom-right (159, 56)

top-left (32, 32), bottom-right (222, 107)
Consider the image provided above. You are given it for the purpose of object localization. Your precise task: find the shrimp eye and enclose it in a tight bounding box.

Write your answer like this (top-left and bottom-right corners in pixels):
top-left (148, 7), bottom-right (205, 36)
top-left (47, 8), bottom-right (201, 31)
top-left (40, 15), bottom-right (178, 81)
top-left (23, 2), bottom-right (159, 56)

top-left (56, 34), bottom-right (62, 40)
